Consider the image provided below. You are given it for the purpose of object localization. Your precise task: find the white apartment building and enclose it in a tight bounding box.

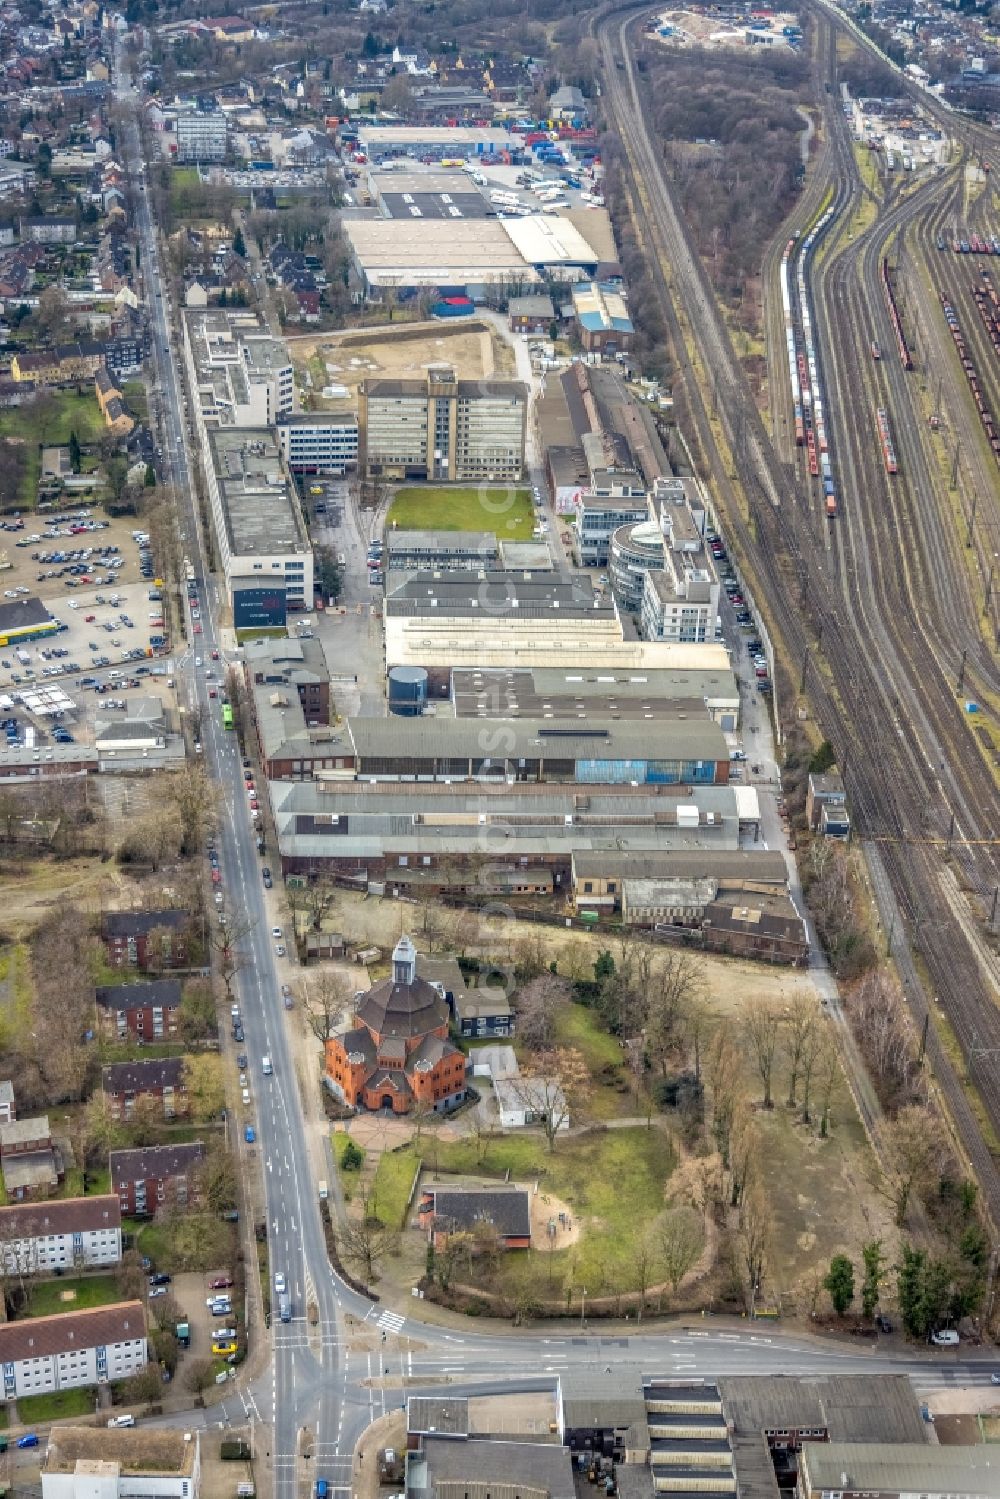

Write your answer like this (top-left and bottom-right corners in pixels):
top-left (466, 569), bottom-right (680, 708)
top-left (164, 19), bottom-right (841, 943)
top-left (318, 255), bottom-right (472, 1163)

top-left (277, 414), bottom-right (358, 476)
top-left (204, 428), bottom-right (313, 612)
top-left (43, 1427), bottom-right (200, 1499)
top-left (183, 310), bottom-right (294, 430)
top-left (0, 1196), bottom-right (122, 1276)
top-left (359, 366), bottom-right (526, 482)
top-left (0, 1303), bottom-right (146, 1401)
top-left (174, 109), bottom-right (227, 163)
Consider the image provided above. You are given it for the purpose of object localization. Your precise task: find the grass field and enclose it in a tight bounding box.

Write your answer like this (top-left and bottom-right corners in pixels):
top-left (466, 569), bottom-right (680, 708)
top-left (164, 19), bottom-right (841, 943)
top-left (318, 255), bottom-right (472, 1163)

top-left (17, 1387), bottom-right (95, 1423)
top-left (374, 1127), bottom-right (673, 1299)
top-left (0, 389), bottom-right (105, 509)
top-left (387, 486), bottom-right (534, 540)
top-left (26, 1274), bottom-right (121, 1319)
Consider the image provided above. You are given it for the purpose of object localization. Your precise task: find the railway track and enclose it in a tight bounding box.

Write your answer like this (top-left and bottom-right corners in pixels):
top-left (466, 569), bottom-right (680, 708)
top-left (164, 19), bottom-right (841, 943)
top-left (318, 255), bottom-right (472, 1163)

top-left (596, 4), bottom-right (1000, 1218)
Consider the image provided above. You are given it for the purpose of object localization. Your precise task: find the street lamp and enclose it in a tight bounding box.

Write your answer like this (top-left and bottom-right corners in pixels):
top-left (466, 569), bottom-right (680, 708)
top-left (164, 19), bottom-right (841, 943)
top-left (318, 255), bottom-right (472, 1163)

top-left (580, 1287), bottom-right (587, 1330)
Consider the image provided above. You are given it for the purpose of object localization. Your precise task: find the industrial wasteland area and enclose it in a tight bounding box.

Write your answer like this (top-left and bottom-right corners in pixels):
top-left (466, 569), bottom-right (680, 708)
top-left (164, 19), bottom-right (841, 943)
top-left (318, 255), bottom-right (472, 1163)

top-left (4, 0), bottom-right (1000, 1493)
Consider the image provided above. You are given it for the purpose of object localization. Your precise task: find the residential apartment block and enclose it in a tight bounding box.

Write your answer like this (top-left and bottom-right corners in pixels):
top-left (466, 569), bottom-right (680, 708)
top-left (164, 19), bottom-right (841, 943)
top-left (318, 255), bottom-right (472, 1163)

top-left (0, 1303), bottom-right (146, 1402)
top-left (359, 365), bottom-right (526, 482)
top-left (94, 978), bottom-right (183, 1040)
top-left (101, 910), bottom-right (190, 971)
top-left (103, 1058), bottom-right (188, 1121)
top-left (110, 1142), bottom-right (205, 1217)
top-left (0, 1196), bottom-right (122, 1275)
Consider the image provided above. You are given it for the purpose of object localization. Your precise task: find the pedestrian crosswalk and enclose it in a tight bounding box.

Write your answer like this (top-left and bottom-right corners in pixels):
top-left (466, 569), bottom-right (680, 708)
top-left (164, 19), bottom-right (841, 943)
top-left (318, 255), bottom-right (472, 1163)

top-left (376, 1309), bottom-right (405, 1337)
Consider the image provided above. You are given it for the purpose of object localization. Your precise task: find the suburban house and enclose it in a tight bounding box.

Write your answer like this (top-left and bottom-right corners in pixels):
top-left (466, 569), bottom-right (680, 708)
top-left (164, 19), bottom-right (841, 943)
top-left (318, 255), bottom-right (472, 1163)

top-left (42, 1426), bottom-right (201, 1499)
top-left (0, 1302), bottom-right (147, 1401)
top-left (417, 1185), bottom-right (532, 1250)
top-left (94, 978), bottom-right (183, 1040)
top-left (415, 956), bottom-right (514, 1040)
top-left (0, 1080), bottom-right (15, 1123)
top-left (452, 984), bottom-right (513, 1039)
top-left (324, 936), bottom-right (467, 1116)
top-left (101, 910), bottom-right (190, 971)
top-left (0, 1196), bottom-right (122, 1275)
top-left (0, 1116), bottom-right (62, 1200)
top-left (102, 1058), bottom-right (188, 1121)
top-left (109, 1142), bottom-right (205, 1217)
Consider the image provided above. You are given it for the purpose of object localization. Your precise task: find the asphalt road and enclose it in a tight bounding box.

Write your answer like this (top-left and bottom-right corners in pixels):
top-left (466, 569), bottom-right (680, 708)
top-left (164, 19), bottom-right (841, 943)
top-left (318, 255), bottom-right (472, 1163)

top-left (113, 47), bottom-right (1000, 1498)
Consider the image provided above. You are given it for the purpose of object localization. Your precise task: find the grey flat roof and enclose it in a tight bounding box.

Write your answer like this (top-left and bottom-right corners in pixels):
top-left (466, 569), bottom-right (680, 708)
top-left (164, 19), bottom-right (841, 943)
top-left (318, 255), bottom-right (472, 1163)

top-left (385, 569), bottom-right (616, 620)
top-left (380, 191), bottom-right (492, 220)
top-left (208, 428), bottom-right (309, 559)
top-left (452, 665), bottom-right (739, 718)
top-left (719, 1375), bottom-right (927, 1445)
top-left (407, 1395), bottom-right (469, 1437)
top-left (562, 1368), bottom-right (649, 1434)
top-left (801, 1445), bottom-right (998, 1496)
top-left (0, 596), bottom-right (54, 632)
top-left (347, 715), bottom-right (729, 763)
top-left (572, 850), bottom-right (788, 881)
top-left (385, 530), bottom-right (499, 557)
top-left (418, 1436), bottom-right (575, 1498)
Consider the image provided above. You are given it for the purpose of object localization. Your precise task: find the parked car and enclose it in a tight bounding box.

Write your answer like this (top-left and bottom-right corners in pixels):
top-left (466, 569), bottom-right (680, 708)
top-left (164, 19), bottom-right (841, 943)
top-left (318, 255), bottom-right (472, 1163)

top-left (212, 1340), bottom-right (238, 1357)
top-left (17, 1435), bottom-right (39, 1449)
top-left (930, 1329), bottom-right (960, 1347)
top-left (149, 1272), bottom-right (171, 1286)
top-left (210, 1276), bottom-right (233, 1290)
top-left (244, 1124), bottom-right (256, 1144)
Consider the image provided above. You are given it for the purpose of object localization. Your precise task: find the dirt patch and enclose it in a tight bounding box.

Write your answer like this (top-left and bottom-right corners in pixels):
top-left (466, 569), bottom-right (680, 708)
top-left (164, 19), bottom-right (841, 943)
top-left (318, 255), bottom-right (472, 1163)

top-left (58, 1289), bottom-right (77, 1303)
top-left (0, 857), bottom-right (128, 941)
top-left (529, 1185), bottom-right (580, 1252)
top-left (287, 321), bottom-right (509, 407)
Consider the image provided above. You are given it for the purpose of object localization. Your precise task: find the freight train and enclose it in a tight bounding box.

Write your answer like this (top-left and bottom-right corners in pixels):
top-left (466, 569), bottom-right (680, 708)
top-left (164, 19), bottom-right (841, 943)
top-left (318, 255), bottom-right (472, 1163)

top-left (881, 257), bottom-right (914, 370)
top-left (940, 291), bottom-right (1000, 462)
top-left (876, 408), bottom-right (898, 475)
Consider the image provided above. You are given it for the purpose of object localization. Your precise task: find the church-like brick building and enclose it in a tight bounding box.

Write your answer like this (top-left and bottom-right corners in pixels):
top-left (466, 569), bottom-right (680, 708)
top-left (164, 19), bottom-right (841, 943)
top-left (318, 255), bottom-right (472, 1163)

top-left (325, 936), bottom-right (467, 1115)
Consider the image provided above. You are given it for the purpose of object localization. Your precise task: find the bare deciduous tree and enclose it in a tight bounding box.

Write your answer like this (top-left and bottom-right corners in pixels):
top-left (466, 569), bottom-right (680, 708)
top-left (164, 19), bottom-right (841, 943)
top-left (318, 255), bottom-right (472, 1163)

top-left (655, 1207), bottom-right (704, 1299)
top-left (785, 994), bottom-right (818, 1109)
top-left (337, 1216), bottom-right (398, 1281)
top-left (513, 973), bottom-right (570, 1049)
top-left (301, 969), bottom-right (352, 1043)
top-left (509, 1047), bottom-right (590, 1152)
top-left (743, 997), bottom-right (783, 1109)
top-left (738, 1183), bottom-right (770, 1316)
top-left (646, 950), bottom-right (704, 1076)
top-left (875, 1104), bottom-right (951, 1226)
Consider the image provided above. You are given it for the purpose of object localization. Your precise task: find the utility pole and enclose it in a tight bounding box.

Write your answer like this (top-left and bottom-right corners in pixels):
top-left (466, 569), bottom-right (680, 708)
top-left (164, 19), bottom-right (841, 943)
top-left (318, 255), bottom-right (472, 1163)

top-left (951, 441), bottom-right (961, 492)
top-left (956, 648), bottom-right (968, 694)
top-left (985, 555), bottom-right (997, 615)
top-left (919, 1011), bottom-right (929, 1067)
top-left (989, 885), bottom-right (999, 933)
top-left (967, 491), bottom-right (979, 547)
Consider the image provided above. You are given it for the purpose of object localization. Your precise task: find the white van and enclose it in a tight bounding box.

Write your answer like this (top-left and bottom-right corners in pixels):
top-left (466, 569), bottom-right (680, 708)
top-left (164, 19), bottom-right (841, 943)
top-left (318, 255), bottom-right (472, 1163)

top-left (318, 1180), bottom-right (329, 1200)
top-left (108, 1415), bottom-right (135, 1428)
top-left (262, 1055), bottom-right (273, 1077)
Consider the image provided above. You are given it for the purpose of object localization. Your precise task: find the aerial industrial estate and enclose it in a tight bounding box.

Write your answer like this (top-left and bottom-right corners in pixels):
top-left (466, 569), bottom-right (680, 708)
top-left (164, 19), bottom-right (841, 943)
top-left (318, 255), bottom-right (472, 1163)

top-left (1, 0), bottom-right (1000, 1492)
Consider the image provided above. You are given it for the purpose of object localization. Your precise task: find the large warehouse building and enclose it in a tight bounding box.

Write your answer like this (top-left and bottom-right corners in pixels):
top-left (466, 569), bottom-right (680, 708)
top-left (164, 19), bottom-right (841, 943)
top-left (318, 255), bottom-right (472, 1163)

top-left (343, 212), bottom-right (606, 294)
top-left (382, 570), bottom-right (732, 685)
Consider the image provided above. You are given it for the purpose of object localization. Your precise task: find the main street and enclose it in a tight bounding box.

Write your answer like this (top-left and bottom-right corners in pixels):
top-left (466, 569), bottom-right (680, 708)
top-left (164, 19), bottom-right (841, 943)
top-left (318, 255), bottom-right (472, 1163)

top-left (113, 46), bottom-right (1000, 1497)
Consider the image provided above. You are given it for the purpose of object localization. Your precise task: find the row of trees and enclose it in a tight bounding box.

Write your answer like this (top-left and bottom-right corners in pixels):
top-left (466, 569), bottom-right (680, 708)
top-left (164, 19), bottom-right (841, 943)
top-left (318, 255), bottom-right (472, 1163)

top-left (823, 1223), bottom-right (990, 1336)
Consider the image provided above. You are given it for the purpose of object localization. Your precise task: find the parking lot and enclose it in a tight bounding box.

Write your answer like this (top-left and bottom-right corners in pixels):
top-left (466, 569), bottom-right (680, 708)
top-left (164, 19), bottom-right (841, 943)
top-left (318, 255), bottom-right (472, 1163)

top-left (0, 515), bottom-right (180, 750)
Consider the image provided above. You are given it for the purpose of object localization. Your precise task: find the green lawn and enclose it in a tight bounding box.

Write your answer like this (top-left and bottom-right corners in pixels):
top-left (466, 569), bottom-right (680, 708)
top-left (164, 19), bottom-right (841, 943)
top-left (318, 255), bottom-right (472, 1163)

top-left (0, 390), bottom-right (106, 509)
top-left (25, 1274), bottom-right (121, 1319)
top-left (17, 1387), bottom-right (95, 1423)
top-left (379, 1127), bottom-right (674, 1300)
top-left (387, 486), bottom-right (534, 540)
top-left (371, 1145), bottom-right (420, 1229)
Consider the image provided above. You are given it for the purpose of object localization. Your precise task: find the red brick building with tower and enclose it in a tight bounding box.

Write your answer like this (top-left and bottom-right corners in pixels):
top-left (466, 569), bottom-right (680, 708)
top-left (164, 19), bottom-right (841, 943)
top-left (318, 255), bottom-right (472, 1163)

top-left (324, 936), bottom-right (466, 1115)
